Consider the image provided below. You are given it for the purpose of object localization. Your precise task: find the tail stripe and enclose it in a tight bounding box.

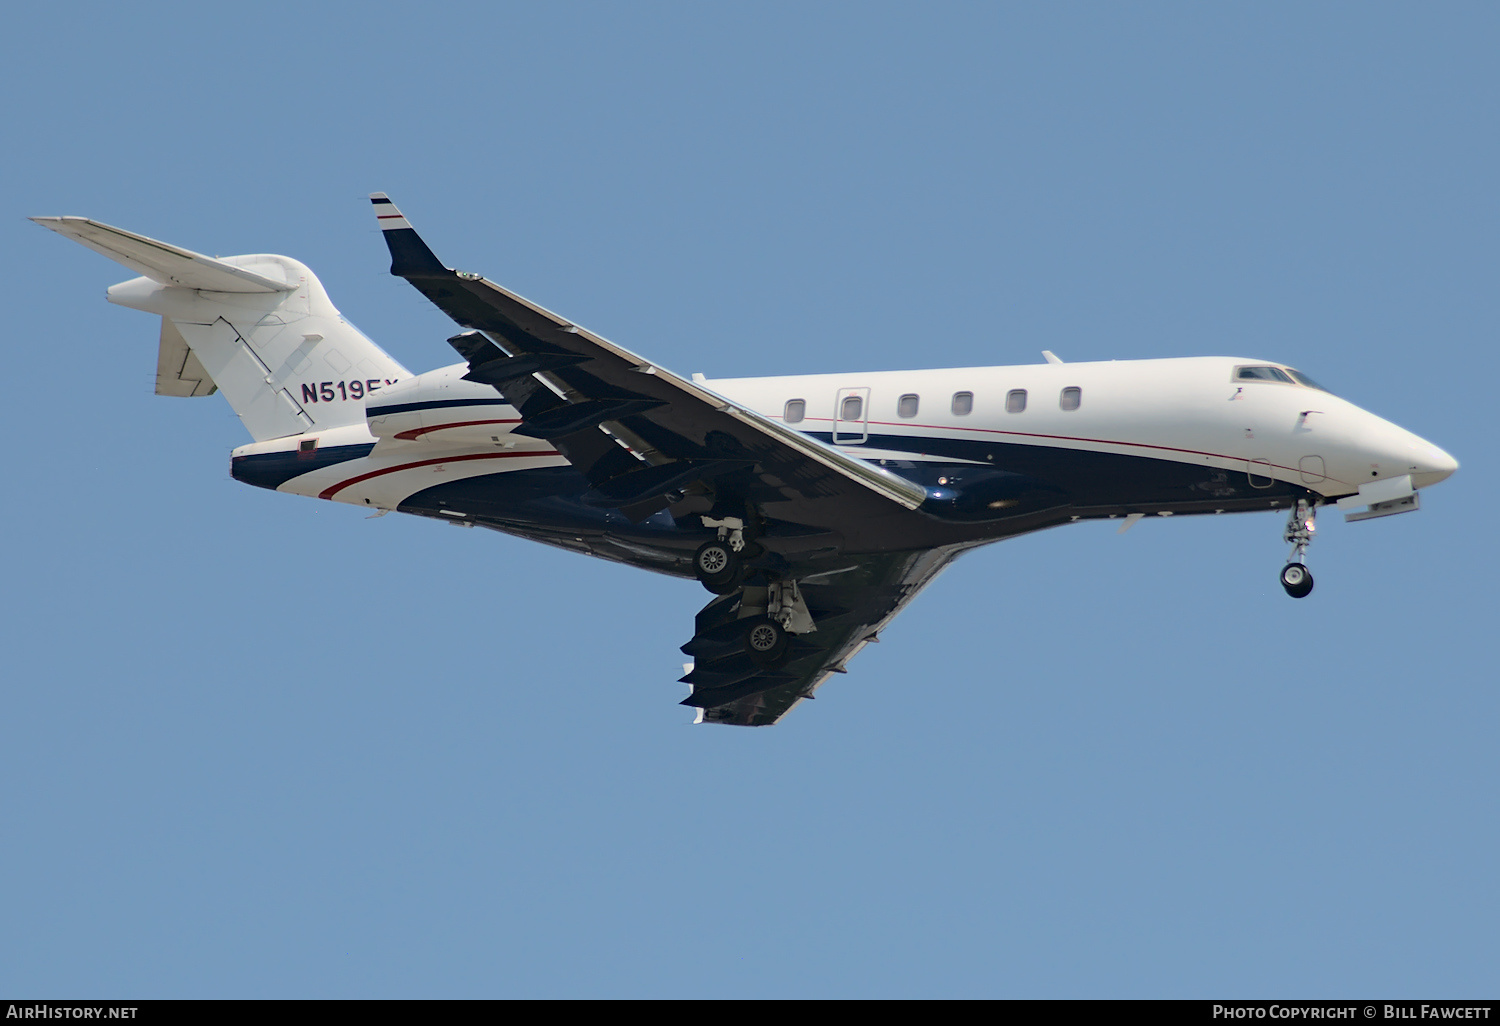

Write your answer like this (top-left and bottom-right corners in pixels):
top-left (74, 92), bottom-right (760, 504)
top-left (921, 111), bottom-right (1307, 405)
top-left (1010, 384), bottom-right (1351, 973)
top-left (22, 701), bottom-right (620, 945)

top-left (369, 192), bottom-right (413, 231)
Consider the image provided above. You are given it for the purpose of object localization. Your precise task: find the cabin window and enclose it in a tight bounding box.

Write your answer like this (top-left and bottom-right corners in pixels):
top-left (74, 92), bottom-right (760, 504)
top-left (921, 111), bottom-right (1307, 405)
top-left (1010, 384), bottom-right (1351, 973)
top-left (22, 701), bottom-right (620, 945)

top-left (1236, 365), bottom-right (1294, 384)
top-left (784, 399), bottom-right (805, 424)
top-left (841, 395), bottom-right (863, 421)
top-left (297, 438), bottom-right (318, 460)
top-left (1060, 386), bottom-right (1081, 411)
top-left (1005, 389), bottom-right (1027, 414)
top-left (898, 394), bottom-right (920, 418)
top-left (951, 391), bottom-right (973, 416)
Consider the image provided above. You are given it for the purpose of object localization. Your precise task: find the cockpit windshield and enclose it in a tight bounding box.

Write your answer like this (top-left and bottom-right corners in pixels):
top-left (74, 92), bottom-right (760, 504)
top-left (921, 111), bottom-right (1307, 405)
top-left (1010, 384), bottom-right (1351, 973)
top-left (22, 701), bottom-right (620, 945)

top-left (1234, 364), bottom-right (1333, 394)
top-left (1236, 365), bottom-right (1294, 383)
top-left (1283, 368), bottom-right (1330, 392)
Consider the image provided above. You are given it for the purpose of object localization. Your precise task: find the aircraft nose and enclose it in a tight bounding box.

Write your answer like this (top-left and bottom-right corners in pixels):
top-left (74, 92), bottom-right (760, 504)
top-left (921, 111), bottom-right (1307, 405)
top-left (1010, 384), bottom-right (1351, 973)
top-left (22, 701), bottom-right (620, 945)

top-left (1409, 439), bottom-right (1458, 489)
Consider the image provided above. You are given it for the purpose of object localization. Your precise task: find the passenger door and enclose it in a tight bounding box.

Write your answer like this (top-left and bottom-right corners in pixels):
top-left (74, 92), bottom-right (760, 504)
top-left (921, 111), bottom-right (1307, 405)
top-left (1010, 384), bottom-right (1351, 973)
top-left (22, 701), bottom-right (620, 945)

top-left (833, 387), bottom-right (870, 444)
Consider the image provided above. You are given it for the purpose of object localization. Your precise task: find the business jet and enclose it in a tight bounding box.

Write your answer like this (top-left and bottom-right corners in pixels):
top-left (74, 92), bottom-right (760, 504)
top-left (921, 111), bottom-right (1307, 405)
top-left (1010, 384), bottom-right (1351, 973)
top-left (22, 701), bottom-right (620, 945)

top-left (33, 197), bottom-right (1457, 726)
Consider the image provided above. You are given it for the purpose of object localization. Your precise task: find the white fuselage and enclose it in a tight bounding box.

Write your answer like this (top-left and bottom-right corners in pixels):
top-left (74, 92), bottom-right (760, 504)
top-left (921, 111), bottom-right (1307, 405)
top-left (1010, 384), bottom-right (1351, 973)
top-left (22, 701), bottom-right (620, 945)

top-left (710, 357), bottom-right (1456, 496)
top-left (237, 355), bottom-right (1456, 514)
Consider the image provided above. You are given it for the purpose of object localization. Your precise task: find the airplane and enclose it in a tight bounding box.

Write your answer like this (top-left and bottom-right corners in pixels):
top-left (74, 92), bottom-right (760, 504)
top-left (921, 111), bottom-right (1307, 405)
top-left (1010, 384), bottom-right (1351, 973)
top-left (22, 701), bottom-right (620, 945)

top-left (33, 196), bottom-right (1458, 726)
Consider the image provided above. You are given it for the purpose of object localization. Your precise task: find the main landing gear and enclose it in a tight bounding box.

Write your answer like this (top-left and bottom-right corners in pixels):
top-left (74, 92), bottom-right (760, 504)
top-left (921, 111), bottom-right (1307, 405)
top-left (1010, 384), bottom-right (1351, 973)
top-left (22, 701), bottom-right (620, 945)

top-left (1280, 497), bottom-right (1316, 599)
top-left (692, 516), bottom-right (816, 669)
top-left (744, 618), bottom-right (790, 666)
top-left (742, 578), bottom-right (815, 667)
top-left (694, 517), bottom-right (747, 594)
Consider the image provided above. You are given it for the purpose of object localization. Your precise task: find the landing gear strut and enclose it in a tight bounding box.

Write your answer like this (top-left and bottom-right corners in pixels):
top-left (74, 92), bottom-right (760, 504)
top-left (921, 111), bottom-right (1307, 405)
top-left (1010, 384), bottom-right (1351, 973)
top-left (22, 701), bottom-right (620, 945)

top-left (1280, 498), bottom-right (1316, 599)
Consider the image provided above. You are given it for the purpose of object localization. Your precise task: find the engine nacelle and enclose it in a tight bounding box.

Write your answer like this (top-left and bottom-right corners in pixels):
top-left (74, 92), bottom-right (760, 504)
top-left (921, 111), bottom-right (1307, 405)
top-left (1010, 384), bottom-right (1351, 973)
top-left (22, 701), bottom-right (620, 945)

top-left (365, 363), bottom-right (521, 444)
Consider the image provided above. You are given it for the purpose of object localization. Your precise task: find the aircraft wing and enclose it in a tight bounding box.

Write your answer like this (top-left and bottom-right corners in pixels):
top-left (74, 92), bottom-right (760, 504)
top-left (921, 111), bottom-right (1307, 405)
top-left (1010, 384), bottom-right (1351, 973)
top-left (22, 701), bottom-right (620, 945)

top-left (369, 194), bottom-right (928, 540)
top-left (681, 546), bottom-right (960, 725)
top-left (371, 194), bottom-right (957, 724)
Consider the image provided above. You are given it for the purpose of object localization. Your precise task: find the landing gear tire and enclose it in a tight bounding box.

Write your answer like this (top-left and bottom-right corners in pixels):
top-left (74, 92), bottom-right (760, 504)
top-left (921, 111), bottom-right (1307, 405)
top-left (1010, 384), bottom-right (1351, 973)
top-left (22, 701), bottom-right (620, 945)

top-left (744, 618), bottom-right (790, 667)
top-left (694, 541), bottom-right (744, 595)
top-left (1280, 562), bottom-right (1314, 599)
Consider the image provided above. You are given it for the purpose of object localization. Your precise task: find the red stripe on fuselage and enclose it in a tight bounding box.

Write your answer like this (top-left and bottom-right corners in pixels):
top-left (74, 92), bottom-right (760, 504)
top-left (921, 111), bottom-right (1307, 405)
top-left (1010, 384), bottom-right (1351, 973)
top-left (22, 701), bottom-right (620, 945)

top-left (318, 450), bottom-right (561, 501)
top-left (392, 418), bottom-right (524, 441)
top-left (788, 415), bottom-right (1339, 485)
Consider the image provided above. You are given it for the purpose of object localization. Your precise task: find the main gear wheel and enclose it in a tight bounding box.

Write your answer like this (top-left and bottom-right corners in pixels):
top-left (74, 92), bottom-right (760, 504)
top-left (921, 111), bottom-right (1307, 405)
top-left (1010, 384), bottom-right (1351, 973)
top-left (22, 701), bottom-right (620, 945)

top-left (744, 618), bottom-right (790, 667)
top-left (694, 540), bottom-right (745, 594)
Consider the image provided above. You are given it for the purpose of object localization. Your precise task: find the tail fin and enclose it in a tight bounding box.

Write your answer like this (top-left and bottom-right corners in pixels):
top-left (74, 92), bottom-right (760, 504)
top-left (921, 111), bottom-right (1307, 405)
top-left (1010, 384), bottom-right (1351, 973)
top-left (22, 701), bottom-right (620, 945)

top-left (33, 216), bottom-right (410, 442)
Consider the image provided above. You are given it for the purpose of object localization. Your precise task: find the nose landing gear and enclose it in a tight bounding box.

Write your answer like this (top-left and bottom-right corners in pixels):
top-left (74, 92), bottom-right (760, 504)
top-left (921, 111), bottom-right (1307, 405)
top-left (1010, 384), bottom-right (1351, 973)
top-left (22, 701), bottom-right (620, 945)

top-left (1280, 498), bottom-right (1316, 598)
top-left (1280, 561), bottom-right (1313, 598)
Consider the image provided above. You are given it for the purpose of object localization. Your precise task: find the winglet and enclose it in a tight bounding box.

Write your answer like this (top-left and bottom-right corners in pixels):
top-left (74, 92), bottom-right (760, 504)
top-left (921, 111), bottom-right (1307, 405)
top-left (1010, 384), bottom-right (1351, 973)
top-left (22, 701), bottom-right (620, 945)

top-left (370, 193), bottom-right (450, 279)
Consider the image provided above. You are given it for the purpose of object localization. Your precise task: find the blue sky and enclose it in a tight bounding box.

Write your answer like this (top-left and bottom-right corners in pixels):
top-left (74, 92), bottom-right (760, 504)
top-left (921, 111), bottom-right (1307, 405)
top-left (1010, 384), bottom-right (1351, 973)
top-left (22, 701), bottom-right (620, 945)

top-left (3, 1), bottom-right (1495, 998)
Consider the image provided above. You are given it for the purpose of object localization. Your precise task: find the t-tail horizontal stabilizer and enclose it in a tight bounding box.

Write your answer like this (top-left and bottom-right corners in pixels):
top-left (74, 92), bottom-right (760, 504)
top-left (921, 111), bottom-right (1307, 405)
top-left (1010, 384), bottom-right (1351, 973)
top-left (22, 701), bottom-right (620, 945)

top-left (29, 217), bottom-right (295, 293)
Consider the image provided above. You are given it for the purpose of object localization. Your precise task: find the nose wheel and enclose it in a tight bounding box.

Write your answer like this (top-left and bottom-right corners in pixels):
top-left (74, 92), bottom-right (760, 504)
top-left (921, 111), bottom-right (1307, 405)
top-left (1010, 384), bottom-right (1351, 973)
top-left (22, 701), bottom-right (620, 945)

top-left (1280, 561), bottom-right (1314, 598)
top-left (1279, 498), bottom-right (1317, 599)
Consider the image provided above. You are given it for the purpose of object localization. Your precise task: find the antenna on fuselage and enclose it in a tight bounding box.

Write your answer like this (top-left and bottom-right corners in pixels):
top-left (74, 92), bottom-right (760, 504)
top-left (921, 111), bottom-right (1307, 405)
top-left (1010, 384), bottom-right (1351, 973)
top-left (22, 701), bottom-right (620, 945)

top-left (1042, 350), bottom-right (1064, 365)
